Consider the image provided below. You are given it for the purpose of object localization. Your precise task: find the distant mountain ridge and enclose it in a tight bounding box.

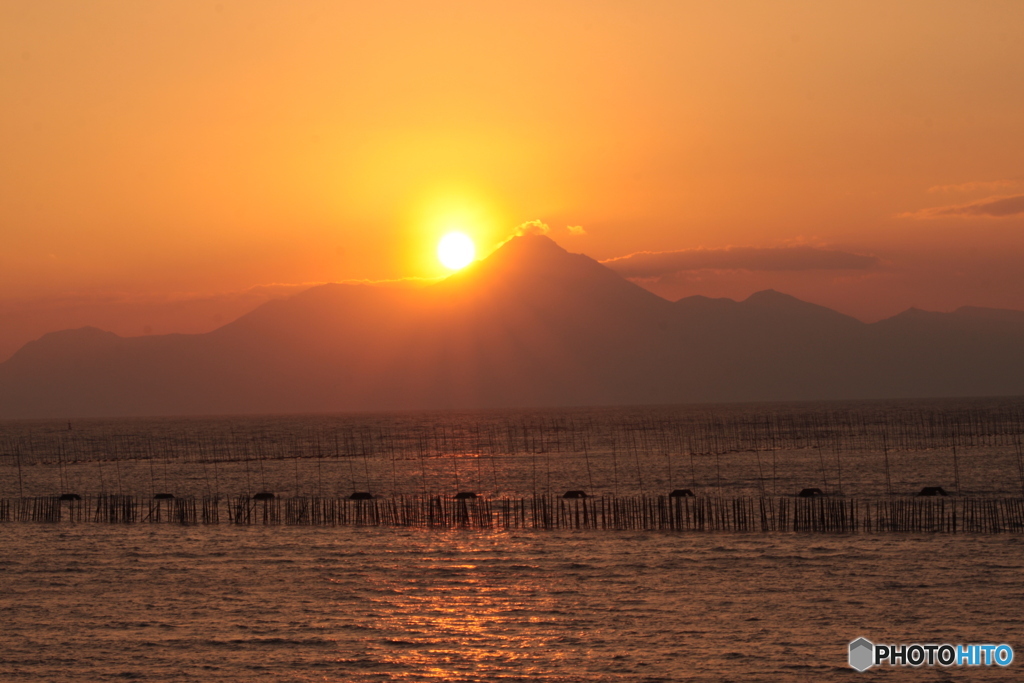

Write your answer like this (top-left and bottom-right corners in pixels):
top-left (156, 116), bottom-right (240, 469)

top-left (2, 234), bottom-right (1023, 418)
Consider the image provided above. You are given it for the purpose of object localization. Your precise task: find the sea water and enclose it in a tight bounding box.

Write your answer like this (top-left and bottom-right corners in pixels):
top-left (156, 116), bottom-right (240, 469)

top-left (3, 398), bottom-right (1024, 500)
top-left (2, 399), bottom-right (1024, 680)
top-left (1, 525), bottom-right (1022, 681)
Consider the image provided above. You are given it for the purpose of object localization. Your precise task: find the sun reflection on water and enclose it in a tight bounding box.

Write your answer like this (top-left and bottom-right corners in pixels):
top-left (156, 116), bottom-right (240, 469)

top-left (324, 531), bottom-right (576, 679)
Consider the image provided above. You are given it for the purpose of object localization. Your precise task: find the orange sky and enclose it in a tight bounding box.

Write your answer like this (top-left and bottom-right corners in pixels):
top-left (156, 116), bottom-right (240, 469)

top-left (3, 1), bottom-right (1024, 359)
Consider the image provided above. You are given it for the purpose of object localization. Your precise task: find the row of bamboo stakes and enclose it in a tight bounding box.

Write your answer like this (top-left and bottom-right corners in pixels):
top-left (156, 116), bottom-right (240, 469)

top-left (2, 494), bottom-right (1023, 533)
top-left (8, 404), bottom-right (1024, 468)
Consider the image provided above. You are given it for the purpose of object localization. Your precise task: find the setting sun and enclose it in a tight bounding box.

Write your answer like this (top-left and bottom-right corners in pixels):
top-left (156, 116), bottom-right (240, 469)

top-left (437, 232), bottom-right (476, 270)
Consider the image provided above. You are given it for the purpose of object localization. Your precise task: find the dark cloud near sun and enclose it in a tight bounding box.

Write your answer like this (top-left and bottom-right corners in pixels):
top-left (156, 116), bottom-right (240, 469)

top-left (601, 246), bottom-right (880, 278)
top-left (902, 194), bottom-right (1024, 219)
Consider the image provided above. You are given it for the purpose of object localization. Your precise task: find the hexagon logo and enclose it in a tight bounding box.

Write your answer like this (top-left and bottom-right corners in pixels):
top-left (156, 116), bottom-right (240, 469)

top-left (849, 637), bottom-right (874, 672)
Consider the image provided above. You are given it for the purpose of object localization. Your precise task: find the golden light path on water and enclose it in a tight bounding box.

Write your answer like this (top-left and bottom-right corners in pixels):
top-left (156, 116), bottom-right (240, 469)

top-left (1, 523), bottom-right (1022, 681)
top-left (324, 532), bottom-right (569, 678)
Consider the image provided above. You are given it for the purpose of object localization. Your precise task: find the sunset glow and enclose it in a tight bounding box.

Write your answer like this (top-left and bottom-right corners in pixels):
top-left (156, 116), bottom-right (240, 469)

top-left (2, 1), bottom-right (1024, 361)
top-left (5, 5), bottom-right (1024, 683)
top-left (437, 232), bottom-right (476, 271)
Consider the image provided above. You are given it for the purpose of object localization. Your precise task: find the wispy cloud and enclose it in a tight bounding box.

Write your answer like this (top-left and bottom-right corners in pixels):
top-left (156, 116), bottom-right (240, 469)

top-left (927, 179), bottom-right (1021, 194)
top-left (336, 276), bottom-right (442, 287)
top-left (901, 194), bottom-right (1024, 219)
top-left (601, 246), bottom-right (880, 279)
top-left (515, 219), bottom-right (551, 236)
top-left (497, 219), bottom-right (587, 251)
top-left (501, 220), bottom-right (585, 244)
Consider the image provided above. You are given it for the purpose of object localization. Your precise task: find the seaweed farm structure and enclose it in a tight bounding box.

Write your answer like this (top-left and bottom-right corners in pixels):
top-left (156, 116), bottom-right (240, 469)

top-left (2, 398), bottom-right (1024, 532)
top-left (6, 400), bottom-right (1024, 466)
top-left (2, 492), bottom-right (1023, 534)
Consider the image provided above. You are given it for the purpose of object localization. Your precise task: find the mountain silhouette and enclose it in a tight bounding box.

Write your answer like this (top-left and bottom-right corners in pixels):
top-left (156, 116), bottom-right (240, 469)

top-left (2, 234), bottom-right (1023, 418)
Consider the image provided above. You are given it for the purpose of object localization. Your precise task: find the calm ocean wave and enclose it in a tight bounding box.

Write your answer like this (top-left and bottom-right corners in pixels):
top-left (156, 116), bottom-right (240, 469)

top-left (1, 525), bottom-right (1022, 681)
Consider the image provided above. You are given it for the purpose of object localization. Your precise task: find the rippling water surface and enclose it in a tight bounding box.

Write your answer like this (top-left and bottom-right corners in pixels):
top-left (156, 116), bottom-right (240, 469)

top-left (2, 525), bottom-right (1023, 681)
top-left (3, 400), bottom-right (1024, 679)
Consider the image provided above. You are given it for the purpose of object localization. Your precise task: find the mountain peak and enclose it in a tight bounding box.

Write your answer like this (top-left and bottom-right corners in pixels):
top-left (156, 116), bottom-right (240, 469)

top-left (480, 233), bottom-right (572, 267)
top-left (430, 232), bottom-right (672, 317)
top-left (501, 232), bottom-right (565, 250)
top-left (740, 289), bottom-right (863, 326)
top-left (742, 289), bottom-right (822, 312)
top-left (743, 289), bottom-right (798, 304)
top-left (439, 233), bottom-right (594, 285)
top-left (5, 255), bottom-right (1024, 416)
